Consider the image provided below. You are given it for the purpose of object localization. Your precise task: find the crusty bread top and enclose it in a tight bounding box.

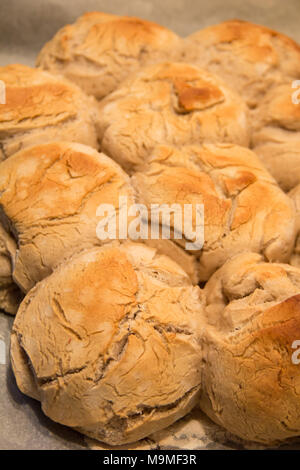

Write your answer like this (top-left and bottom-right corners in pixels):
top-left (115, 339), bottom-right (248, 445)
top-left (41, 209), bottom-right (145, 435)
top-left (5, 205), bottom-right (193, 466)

top-left (204, 252), bottom-right (300, 333)
top-left (0, 64), bottom-right (79, 132)
top-left (250, 84), bottom-right (300, 192)
top-left (182, 20), bottom-right (300, 191)
top-left (0, 64), bottom-right (98, 158)
top-left (0, 142), bottom-right (135, 292)
top-left (200, 252), bottom-right (300, 443)
top-left (183, 20), bottom-right (300, 107)
top-left (188, 19), bottom-right (300, 64)
top-left (251, 83), bottom-right (300, 142)
top-left (252, 142), bottom-right (300, 193)
top-left (37, 12), bottom-right (181, 99)
top-left (132, 143), bottom-right (296, 280)
top-left (11, 242), bottom-right (202, 445)
top-left (97, 62), bottom-right (250, 172)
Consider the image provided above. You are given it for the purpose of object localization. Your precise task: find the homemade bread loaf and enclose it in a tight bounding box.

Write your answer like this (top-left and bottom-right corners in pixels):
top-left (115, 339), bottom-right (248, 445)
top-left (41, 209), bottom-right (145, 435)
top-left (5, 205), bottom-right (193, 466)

top-left (183, 19), bottom-right (300, 108)
top-left (0, 64), bottom-right (98, 159)
top-left (37, 12), bottom-right (181, 100)
top-left (96, 62), bottom-right (250, 173)
top-left (201, 252), bottom-right (300, 444)
top-left (6, 14), bottom-right (300, 448)
top-left (0, 142), bottom-right (135, 292)
top-left (11, 242), bottom-right (203, 445)
top-left (132, 143), bottom-right (297, 281)
top-left (251, 84), bottom-right (300, 192)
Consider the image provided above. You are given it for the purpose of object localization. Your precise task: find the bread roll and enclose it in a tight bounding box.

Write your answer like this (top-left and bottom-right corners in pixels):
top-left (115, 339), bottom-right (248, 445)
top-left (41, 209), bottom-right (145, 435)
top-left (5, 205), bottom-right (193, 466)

top-left (183, 19), bottom-right (300, 108)
top-left (11, 242), bottom-right (203, 445)
top-left (0, 64), bottom-right (98, 159)
top-left (37, 12), bottom-right (181, 100)
top-left (96, 62), bottom-right (250, 173)
top-left (182, 21), bottom-right (300, 191)
top-left (132, 143), bottom-right (296, 281)
top-left (0, 142), bottom-right (135, 292)
top-left (0, 224), bottom-right (22, 314)
top-left (289, 184), bottom-right (300, 267)
top-left (251, 84), bottom-right (300, 192)
top-left (201, 252), bottom-right (300, 444)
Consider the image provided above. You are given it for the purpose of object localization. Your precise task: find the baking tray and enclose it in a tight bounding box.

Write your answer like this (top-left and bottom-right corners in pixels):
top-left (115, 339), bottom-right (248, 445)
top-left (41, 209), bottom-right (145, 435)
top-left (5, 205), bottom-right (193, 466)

top-left (1, 0), bottom-right (300, 450)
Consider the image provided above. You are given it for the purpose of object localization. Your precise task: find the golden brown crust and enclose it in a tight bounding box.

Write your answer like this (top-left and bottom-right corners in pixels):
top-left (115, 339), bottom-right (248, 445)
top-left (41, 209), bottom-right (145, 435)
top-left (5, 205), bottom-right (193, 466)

top-left (0, 142), bottom-right (135, 292)
top-left (251, 84), bottom-right (300, 192)
top-left (132, 143), bottom-right (296, 281)
top-left (11, 242), bottom-right (203, 445)
top-left (183, 19), bottom-right (300, 108)
top-left (5, 16), bottom-right (300, 448)
top-left (201, 253), bottom-right (300, 444)
top-left (96, 62), bottom-right (250, 173)
top-left (0, 141), bottom-right (203, 289)
top-left (182, 20), bottom-right (300, 192)
top-left (0, 64), bottom-right (98, 159)
top-left (37, 12), bottom-right (181, 100)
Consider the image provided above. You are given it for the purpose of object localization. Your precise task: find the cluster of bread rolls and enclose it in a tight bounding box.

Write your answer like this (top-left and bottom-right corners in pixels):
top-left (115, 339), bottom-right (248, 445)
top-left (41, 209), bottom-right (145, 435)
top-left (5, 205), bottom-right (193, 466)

top-left (1, 12), bottom-right (300, 447)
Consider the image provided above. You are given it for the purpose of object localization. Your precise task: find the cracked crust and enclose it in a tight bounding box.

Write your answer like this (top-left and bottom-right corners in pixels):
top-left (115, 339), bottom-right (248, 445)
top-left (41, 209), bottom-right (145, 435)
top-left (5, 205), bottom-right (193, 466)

top-left (0, 64), bottom-right (98, 159)
top-left (96, 62), bottom-right (250, 173)
top-left (11, 242), bottom-right (203, 445)
top-left (182, 21), bottom-right (300, 192)
top-left (251, 84), bottom-right (300, 192)
top-left (201, 252), bottom-right (300, 444)
top-left (132, 143), bottom-right (296, 281)
top-left (0, 142), bottom-right (135, 292)
top-left (36, 12), bottom-right (181, 100)
top-left (182, 19), bottom-right (300, 109)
